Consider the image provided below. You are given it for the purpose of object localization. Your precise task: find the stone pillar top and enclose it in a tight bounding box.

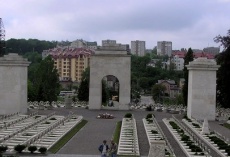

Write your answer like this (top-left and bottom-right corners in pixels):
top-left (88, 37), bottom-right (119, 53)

top-left (186, 57), bottom-right (220, 71)
top-left (0, 53), bottom-right (31, 66)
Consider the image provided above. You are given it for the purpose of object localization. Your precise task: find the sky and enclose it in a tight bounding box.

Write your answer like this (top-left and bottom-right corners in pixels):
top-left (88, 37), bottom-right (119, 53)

top-left (1, 0), bottom-right (230, 50)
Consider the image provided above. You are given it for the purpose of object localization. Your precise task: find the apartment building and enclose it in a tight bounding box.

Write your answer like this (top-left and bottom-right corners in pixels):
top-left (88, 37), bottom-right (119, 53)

top-left (47, 47), bottom-right (94, 82)
top-left (101, 39), bottom-right (129, 52)
top-left (157, 41), bottom-right (172, 56)
top-left (131, 40), bottom-right (146, 56)
top-left (171, 51), bottom-right (215, 71)
top-left (203, 47), bottom-right (220, 55)
top-left (171, 51), bottom-right (186, 71)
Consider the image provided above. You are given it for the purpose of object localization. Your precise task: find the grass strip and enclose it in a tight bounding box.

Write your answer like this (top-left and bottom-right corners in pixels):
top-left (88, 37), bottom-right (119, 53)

top-left (48, 119), bottom-right (88, 153)
top-left (223, 123), bottom-right (230, 129)
top-left (113, 121), bottom-right (122, 144)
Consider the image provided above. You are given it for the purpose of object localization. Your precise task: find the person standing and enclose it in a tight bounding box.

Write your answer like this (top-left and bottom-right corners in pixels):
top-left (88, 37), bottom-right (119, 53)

top-left (98, 140), bottom-right (109, 157)
top-left (109, 140), bottom-right (117, 157)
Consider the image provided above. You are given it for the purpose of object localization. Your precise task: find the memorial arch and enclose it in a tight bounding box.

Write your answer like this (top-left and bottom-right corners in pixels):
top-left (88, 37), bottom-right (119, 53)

top-left (88, 48), bottom-right (131, 110)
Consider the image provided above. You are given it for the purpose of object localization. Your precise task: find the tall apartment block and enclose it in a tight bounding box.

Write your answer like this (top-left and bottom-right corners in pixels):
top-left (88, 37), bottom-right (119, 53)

top-left (131, 40), bottom-right (146, 56)
top-left (157, 41), bottom-right (172, 56)
top-left (70, 39), bottom-right (97, 50)
top-left (101, 39), bottom-right (130, 52)
top-left (45, 47), bottom-right (94, 82)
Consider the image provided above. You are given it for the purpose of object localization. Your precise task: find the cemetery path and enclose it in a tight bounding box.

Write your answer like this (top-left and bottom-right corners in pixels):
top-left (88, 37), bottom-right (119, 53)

top-left (155, 112), bottom-right (187, 157)
top-left (57, 109), bottom-right (117, 155)
top-left (209, 121), bottom-right (230, 141)
top-left (134, 113), bottom-right (150, 156)
top-left (157, 121), bottom-right (187, 157)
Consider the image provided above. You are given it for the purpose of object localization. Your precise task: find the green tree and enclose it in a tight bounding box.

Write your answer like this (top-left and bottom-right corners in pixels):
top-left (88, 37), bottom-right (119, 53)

top-left (23, 52), bottom-right (42, 81)
top-left (102, 80), bottom-right (108, 103)
top-left (175, 94), bottom-right (184, 105)
top-left (151, 84), bottom-right (166, 103)
top-left (182, 48), bottom-right (193, 106)
top-left (6, 38), bottom-right (57, 55)
top-left (155, 60), bottom-right (163, 68)
top-left (77, 68), bottom-right (90, 101)
top-left (138, 77), bottom-right (150, 92)
top-left (29, 56), bottom-right (60, 102)
top-left (215, 29), bottom-right (230, 108)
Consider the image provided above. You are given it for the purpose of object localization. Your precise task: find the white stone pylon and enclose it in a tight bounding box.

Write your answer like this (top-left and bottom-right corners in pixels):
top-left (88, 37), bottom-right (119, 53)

top-left (201, 119), bottom-right (210, 134)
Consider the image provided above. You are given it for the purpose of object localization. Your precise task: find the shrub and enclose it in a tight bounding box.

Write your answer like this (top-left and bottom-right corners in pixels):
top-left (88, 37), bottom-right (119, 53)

top-left (28, 146), bottom-right (37, 153)
top-left (146, 106), bottom-right (152, 111)
top-left (181, 135), bottom-right (190, 141)
top-left (34, 115), bottom-right (41, 119)
top-left (124, 113), bottom-right (132, 118)
top-left (151, 130), bottom-right (158, 134)
top-left (43, 121), bottom-right (51, 124)
top-left (0, 145), bottom-right (8, 152)
top-left (146, 114), bottom-right (153, 119)
top-left (49, 117), bottom-right (57, 120)
top-left (177, 129), bottom-right (184, 134)
top-left (192, 123), bottom-right (200, 128)
top-left (38, 147), bottom-right (47, 154)
top-left (14, 145), bottom-right (26, 153)
top-left (147, 119), bottom-right (153, 123)
top-left (169, 121), bottom-right (179, 130)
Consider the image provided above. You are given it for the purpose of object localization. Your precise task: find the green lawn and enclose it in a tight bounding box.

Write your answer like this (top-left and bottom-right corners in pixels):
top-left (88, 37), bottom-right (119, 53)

top-left (112, 121), bottom-right (122, 144)
top-left (48, 119), bottom-right (88, 153)
top-left (223, 123), bottom-right (230, 129)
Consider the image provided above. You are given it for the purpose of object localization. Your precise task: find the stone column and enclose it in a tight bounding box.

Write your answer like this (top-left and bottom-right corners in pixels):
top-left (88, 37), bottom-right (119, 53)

top-left (148, 140), bottom-right (165, 157)
top-left (186, 57), bottom-right (220, 120)
top-left (0, 53), bottom-right (30, 114)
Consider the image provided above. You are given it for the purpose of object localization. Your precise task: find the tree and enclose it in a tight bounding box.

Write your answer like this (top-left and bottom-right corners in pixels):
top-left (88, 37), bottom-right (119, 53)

top-left (215, 29), bottom-right (230, 108)
top-left (102, 80), bottom-right (108, 103)
top-left (29, 56), bottom-right (60, 102)
top-left (182, 48), bottom-right (194, 106)
top-left (151, 84), bottom-right (166, 103)
top-left (138, 77), bottom-right (150, 92)
top-left (77, 68), bottom-right (89, 101)
top-left (6, 38), bottom-right (57, 55)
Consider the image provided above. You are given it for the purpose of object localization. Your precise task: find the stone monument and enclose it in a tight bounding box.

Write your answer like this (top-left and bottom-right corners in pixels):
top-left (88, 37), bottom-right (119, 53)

top-left (89, 46), bottom-right (131, 110)
top-left (201, 119), bottom-right (210, 134)
top-left (148, 140), bottom-right (166, 157)
top-left (0, 53), bottom-right (30, 114)
top-left (186, 57), bottom-right (220, 120)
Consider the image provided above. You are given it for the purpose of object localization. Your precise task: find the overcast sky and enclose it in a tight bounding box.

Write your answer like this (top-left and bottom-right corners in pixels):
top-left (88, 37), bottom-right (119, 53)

top-left (1, 0), bottom-right (230, 50)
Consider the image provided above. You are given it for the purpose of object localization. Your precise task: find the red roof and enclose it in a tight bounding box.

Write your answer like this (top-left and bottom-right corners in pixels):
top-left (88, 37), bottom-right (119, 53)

top-left (172, 51), bottom-right (186, 58)
top-left (194, 52), bottom-right (215, 59)
top-left (172, 51), bottom-right (215, 59)
top-left (48, 48), bottom-right (95, 59)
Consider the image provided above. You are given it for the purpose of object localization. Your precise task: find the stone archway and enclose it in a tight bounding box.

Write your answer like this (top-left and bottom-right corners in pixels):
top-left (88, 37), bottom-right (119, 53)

top-left (88, 49), bottom-right (131, 110)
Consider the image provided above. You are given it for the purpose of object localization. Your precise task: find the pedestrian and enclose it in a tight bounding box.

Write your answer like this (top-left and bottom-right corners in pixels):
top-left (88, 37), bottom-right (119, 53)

top-left (98, 140), bottom-right (109, 157)
top-left (109, 140), bottom-right (117, 157)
